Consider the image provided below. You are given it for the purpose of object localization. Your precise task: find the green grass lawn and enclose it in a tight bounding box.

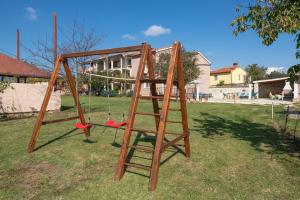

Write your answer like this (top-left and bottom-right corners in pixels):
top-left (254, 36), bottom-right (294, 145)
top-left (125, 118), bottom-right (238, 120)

top-left (0, 96), bottom-right (300, 199)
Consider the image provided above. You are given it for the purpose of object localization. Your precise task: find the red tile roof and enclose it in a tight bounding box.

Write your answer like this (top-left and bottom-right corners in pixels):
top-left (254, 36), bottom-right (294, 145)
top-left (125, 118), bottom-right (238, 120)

top-left (210, 66), bottom-right (239, 75)
top-left (0, 54), bottom-right (51, 78)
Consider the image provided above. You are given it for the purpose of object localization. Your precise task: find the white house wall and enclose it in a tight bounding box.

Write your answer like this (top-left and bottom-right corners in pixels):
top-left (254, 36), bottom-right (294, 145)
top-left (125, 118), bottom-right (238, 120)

top-left (0, 83), bottom-right (61, 113)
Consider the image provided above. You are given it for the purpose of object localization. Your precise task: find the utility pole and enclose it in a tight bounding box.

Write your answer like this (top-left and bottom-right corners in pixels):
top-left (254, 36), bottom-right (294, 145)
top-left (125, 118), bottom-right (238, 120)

top-left (16, 29), bottom-right (20, 60)
top-left (53, 13), bottom-right (57, 63)
top-left (16, 29), bottom-right (20, 83)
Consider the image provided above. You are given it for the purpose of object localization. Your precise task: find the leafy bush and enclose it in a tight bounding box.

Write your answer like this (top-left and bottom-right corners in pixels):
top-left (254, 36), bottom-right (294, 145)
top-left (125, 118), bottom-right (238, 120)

top-left (0, 81), bottom-right (10, 93)
top-left (126, 90), bottom-right (133, 97)
top-left (217, 80), bottom-right (225, 86)
top-left (100, 90), bottom-right (117, 97)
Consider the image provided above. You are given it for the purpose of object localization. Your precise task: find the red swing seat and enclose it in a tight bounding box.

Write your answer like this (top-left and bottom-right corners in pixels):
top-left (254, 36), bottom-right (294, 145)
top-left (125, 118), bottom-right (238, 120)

top-left (74, 122), bottom-right (93, 129)
top-left (105, 119), bottom-right (127, 129)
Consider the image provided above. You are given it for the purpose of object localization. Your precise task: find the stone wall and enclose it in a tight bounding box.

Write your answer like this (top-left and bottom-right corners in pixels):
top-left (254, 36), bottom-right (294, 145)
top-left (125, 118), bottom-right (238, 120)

top-left (208, 85), bottom-right (249, 99)
top-left (0, 83), bottom-right (61, 114)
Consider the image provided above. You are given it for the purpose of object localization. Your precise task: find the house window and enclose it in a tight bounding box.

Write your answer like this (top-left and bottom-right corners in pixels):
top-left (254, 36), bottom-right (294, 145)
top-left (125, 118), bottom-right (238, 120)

top-left (239, 75), bottom-right (241, 81)
top-left (243, 75), bottom-right (246, 81)
top-left (143, 73), bottom-right (150, 88)
top-left (214, 75), bottom-right (218, 81)
top-left (144, 83), bottom-right (150, 89)
top-left (113, 60), bottom-right (120, 68)
top-left (127, 58), bottom-right (131, 66)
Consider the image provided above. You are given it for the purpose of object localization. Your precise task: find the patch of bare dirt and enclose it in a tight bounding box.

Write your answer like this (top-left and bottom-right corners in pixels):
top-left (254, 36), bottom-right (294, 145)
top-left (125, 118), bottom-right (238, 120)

top-left (17, 162), bottom-right (57, 191)
top-left (1, 162), bottom-right (57, 191)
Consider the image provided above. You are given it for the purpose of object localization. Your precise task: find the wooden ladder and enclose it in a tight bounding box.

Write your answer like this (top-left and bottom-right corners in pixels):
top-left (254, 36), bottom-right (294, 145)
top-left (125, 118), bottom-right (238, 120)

top-left (115, 42), bottom-right (190, 191)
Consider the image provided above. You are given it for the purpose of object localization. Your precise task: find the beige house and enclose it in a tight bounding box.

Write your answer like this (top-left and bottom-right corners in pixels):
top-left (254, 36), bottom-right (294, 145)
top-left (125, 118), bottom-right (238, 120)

top-left (210, 63), bottom-right (247, 86)
top-left (88, 46), bottom-right (211, 95)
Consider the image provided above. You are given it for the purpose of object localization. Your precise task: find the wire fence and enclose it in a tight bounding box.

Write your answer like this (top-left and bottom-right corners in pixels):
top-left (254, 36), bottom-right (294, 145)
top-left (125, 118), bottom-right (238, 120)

top-left (273, 105), bottom-right (300, 141)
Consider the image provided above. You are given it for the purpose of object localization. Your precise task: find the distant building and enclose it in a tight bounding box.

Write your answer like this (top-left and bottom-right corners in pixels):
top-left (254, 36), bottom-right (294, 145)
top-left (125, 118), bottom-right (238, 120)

top-left (0, 53), bottom-right (59, 114)
top-left (210, 63), bottom-right (247, 86)
top-left (0, 53), bottom-right (51, 82)
top-left (88, 46), bottom-right (211, 95)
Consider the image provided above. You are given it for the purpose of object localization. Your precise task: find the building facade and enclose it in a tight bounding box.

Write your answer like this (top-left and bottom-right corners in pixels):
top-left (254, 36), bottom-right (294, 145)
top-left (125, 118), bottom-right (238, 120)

top-left (88, 46), bottom-right (211, 95)
top-left (210, 63), bottom-right (247, 86)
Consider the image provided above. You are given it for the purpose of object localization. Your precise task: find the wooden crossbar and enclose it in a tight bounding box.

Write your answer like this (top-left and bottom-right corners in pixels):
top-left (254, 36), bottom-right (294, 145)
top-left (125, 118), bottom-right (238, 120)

top-left (124, 162), bottom-right (151, 170)
top-left (61, 45), bottom-right (142, 58)
top-left (161, 134), bottom-right (186, 152)
top-left (41, 116), bottom-right (79, 125)
top-left (130, 128), bottom-right (182, 136)
top-left (127, 145), bottom-right (154, 153)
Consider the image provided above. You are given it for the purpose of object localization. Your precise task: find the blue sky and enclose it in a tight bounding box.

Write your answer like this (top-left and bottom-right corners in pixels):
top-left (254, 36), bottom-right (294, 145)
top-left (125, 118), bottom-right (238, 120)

top-left (0, 0), bottom-right (298, 71)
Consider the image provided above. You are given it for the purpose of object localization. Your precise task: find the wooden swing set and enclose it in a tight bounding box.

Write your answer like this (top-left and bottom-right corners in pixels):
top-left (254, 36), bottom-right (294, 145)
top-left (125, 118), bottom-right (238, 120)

top-left (27, 42), bottom-right (190, 191)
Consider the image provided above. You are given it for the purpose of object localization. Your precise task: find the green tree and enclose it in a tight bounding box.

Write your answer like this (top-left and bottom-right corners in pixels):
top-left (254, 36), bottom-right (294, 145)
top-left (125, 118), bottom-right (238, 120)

top-left (79, 69), bottom-right (131, 96)
top-left (231, 0), bottom-right (300, 58)
top-left (266, 70), bottom-right (287, 79)
top-left (287, 64), bottom-right (300, 82)
top-left (79, 70), bottom-right (116, 95)
top-left (217, 80), bottom-right (225, 86)
top-left (155, 51), bottom-right (201, 85)
top-left (245, 64), bottom-right (267, 82)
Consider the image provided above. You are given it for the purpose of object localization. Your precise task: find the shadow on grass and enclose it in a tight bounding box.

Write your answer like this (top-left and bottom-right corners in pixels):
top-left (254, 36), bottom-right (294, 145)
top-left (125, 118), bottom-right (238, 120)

top-left (92, 123), bottom-right (124, 145)
top-left (34, 123), bottom-right (118, 152)
top-left (83, 138), bottom-right (97, 143)
top-left (111, 142), bottom-right (121, 148)
top-left (118, 131), bottom-right (187, 179)
top-left (0, 116), bottom-right (24, 122)
top-left (192, 112), bottom-right (300, 159)
top-left (91, 123), bottom-right (188, 178)
top-left (60, 105), bottom-right (74, 111)
top-left (34, 128), bottom-right (81, 152)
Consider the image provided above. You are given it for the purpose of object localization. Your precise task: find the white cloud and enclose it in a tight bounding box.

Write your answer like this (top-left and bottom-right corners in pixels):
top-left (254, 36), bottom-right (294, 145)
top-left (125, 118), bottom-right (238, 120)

top-left (26, 7), bottom-right (37, 21)
top-left (143, 25), bottom-right (171, 37)
top-left (267, 67), bottom-right (285, 74)
top-left (122, 34), bottom-right (136, 41)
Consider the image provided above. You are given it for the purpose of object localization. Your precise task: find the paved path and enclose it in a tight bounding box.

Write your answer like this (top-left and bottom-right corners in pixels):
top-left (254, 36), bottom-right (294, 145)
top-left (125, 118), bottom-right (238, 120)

top-left (190, 98), bottom-right (293, 106)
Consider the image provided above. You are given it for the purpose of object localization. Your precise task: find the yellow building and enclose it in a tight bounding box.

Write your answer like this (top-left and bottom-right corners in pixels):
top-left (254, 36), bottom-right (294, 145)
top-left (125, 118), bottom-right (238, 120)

top-left (210, 64), bottom-right (247, 86)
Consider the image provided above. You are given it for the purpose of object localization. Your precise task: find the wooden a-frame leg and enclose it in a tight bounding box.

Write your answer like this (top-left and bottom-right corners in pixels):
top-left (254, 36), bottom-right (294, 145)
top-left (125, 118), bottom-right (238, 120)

top-left (148, 42), bottom-right (180, 191)
top-left (27, 57), bottom-right (62, 153)
top-left (62, 60), bottom-right (89, 137)
top-left (177, 48), bottom-right (191, 158)
top-left (115, 44), bottom-right (149, 180)
top-left (146, 47), bottom-right (160, 130)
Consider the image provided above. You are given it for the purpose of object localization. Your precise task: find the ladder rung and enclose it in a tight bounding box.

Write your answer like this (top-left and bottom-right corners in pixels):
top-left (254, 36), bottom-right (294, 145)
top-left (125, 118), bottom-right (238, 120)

top-left (131, 128), bottom-right (182, 136)
top-left (134, 112), bottom-right (160, 116)
top-left (131, 128), bottom-right (157, 134)
top-left (159, 107), bottom-right (181, 111)
top-left (138, 95), bottom-right (164, 99)
top-left (174, 144), bottom-right (186, 147)
top-left (124, 162), bottom-right (151, 170)
top-left (128, 145), bottom-right (154, 153)
top-left (165, 131), bottom-right (183, 136)
top-left (166, 120), bottom-right (182, 124)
